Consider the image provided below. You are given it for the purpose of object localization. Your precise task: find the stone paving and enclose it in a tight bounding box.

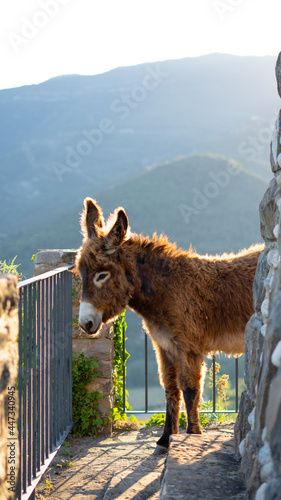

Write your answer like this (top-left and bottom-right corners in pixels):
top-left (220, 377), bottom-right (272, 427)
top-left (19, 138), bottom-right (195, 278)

top-left (35, 424), bottom-right (248, 500)
top-left (159, 432), bottom-right (248, 500)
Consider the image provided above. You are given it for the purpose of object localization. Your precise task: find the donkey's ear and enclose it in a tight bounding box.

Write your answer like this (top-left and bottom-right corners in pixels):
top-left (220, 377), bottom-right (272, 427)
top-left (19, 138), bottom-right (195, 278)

top-left (103, 208), bottom-right (129, 254)
top-left (81, 197), bottom-right (104, 240)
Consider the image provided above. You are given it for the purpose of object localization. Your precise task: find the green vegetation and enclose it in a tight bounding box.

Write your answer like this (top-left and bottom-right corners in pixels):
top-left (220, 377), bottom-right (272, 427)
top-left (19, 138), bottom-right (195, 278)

top-left (71, 312), bottom-right (133, 434)
top-left (44, 479), bottom-right (53, 491)
top-left (111, 310), bottom-right (132, 422)
top-left (71, 352), bottom-right (105, 437)
top-left (145, 362), bottom-right (236, 428)
top-left (0, 256), bottom-right (22, 278)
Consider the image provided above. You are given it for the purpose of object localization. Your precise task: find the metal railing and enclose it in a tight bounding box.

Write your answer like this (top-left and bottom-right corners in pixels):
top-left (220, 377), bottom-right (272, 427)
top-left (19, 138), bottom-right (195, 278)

top-left (121, 327), bottom-right (241, 415)
top-left (17, 264), bottom-right (74, 500)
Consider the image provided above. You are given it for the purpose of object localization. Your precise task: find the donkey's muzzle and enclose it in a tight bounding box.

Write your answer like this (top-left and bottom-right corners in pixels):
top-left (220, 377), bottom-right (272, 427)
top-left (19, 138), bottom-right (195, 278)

top-left (79, 301), bottom-right (102, 334)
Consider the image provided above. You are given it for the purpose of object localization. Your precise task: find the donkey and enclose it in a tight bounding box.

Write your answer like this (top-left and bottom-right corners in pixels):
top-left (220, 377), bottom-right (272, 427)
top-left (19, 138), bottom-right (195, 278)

top-left (76, 197), bottom-right (262, 454)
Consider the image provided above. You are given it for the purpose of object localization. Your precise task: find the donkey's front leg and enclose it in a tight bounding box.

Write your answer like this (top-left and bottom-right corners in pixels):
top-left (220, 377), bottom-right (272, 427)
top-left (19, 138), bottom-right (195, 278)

top-left (181, 352), bottom-right (205, 435)
top-left (154, 348), bottom-right (181, 455)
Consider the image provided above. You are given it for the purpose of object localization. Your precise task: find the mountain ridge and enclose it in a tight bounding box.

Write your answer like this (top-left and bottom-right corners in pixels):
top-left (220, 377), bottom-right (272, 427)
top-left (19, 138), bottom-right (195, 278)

top-left (0, 53), bottom-right (276, 276)
top-left (2, 153), bottom-right (267, 278)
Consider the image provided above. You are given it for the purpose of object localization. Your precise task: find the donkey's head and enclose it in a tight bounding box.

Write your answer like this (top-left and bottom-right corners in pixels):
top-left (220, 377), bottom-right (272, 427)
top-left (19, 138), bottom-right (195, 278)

top-left (76, 198), bottom-right (133, 334)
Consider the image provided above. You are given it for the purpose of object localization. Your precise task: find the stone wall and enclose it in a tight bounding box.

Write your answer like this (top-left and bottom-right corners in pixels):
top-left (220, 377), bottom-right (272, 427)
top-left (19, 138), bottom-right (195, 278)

top-left (235, 53), bottom-right (281, 500)
top-left (0, 275), bottom-right (19, 500)
top-left (34, 249), bottom-right (114, 428)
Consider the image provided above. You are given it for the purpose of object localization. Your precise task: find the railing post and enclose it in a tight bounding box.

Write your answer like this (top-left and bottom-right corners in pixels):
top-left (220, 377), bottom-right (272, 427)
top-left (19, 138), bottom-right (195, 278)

top-left (145, 333), bottom-right (148, 413)
top-left (212, 355), bottom-right (216, 413)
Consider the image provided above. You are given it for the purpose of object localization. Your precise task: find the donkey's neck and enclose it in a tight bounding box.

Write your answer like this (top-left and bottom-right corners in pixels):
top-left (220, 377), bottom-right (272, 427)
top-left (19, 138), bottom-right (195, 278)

top-left (123, 234), bottom-right (184, 323)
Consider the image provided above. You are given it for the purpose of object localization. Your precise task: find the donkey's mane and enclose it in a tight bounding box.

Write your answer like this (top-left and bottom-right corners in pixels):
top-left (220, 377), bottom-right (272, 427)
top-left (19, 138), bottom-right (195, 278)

top-left (128, 233), bottom-right (262, 264)
top-left (127, 232), bottom-right (191, 259)
top-left (76, 227), bottom-right (263, 272)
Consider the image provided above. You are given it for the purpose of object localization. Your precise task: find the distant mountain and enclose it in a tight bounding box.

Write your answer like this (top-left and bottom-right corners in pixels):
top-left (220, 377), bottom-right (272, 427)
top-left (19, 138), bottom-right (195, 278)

top-left (98, 154), bottom-right (266, 254)
top-left (0, 54), bottom-right (277, 276)
top-left (7, 153), bottom-right (267, 277)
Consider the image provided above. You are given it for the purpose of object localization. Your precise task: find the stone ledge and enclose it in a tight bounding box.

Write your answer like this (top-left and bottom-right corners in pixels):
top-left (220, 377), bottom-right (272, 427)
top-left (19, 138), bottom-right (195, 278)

top-left (159, 433), bottom-right (248, 499)
top-left (34, 249), bottom-right (77, 276)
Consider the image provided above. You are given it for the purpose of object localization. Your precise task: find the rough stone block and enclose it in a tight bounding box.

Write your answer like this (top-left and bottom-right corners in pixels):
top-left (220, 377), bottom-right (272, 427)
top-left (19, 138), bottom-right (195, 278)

top-left (244, 315), bottom-right (264, 395)
top-left (276, 52), bottom-right (281, 98)
top-left (86, 377), bottom-right (113, 395)
top-left (264, 479), bottom-right (281, 500)
top-left (98, 360), bottom-right (114, 379)
top-left (255, 291), bottom-right (281, 435)
top-left (33, 265), bottom-right (53, 277)
top-left (269, 288), bottom-right (281, 342)
top-left (234, 389), bottom-right (255, 455)
top-left (259, 179), bottom-right (281, 241)
top-left (104, 324), bottom-right (114, 340)
top-left (241, 430), bottom-right (261, 495)
top-left (266, 372), bottom-right (281, 475)
top-left (98, 394), bottom-right (113, 415)
top-left (270, 111), bottom-right (281, 173)
top-left (278, 219), bottom-right (281, 256)
top-left (253, 249), bottom-right (269, 312)
top-left (34, 249), bottom-right (77, 276)
top-left (35, 249), bottom-right (77, 266)
top-left (72, 337), bottom-right (113, 362)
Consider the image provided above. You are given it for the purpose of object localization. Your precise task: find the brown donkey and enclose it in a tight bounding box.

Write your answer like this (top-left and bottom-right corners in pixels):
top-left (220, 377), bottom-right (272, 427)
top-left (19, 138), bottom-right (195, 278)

top-left (76, 197), bottom-right (262, 454)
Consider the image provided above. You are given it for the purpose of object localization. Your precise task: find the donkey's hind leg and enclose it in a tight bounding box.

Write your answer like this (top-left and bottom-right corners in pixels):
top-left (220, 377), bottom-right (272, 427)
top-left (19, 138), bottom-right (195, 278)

top-left (180, 352), bottom-right (206, 435)
top-left (153, 347), bottom-right (181, 455)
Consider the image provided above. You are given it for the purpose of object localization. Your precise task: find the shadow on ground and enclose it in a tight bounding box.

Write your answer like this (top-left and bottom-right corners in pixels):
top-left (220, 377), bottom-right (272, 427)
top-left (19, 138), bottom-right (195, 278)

top-left (35, 423), bottom-right (247, 500)
top-left (35, 426), bottom-right (166, 500)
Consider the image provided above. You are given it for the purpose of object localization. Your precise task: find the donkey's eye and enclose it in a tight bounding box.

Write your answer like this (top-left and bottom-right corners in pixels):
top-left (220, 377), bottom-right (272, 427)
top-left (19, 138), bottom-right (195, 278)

top-left (94, 271), bottom-right (111, 287)
top-left (96, 273), bottom-right (108, 282)
top-left (97, 273), bottom-right (108, 281)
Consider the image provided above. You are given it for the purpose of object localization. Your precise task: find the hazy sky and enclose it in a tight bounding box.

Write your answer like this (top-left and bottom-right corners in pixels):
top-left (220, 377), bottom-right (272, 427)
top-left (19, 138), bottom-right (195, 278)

top-left (1, 0), bottom-right (281, 90)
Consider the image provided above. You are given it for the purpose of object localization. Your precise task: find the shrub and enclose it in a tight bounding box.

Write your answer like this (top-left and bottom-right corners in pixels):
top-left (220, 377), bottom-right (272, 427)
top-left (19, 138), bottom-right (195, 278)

top-left (72, 352), bottom-right (105, 437)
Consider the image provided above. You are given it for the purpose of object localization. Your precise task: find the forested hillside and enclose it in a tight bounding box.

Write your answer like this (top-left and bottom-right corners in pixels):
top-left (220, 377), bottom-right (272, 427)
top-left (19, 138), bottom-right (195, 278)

top-left (0, 54), bottom-right (277, 277)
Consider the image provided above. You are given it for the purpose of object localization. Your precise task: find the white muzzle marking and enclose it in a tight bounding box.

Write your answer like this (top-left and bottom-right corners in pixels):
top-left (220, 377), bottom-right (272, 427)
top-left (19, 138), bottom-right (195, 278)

top-left (79, 301), bottom-right (102, 334)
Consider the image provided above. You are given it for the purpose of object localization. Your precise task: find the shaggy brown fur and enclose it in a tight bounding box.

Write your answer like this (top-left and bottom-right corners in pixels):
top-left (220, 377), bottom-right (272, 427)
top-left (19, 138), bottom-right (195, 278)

top-left (76, 198), bottom-right (263, 452)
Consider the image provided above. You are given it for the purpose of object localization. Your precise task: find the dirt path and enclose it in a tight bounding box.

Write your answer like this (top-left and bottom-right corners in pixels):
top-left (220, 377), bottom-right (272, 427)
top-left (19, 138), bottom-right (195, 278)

top-left (35, 423), bottom-right (245, 500)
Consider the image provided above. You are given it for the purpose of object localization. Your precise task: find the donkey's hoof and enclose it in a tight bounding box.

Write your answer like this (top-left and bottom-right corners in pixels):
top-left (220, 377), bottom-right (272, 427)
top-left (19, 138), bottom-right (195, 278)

top-left (153, 444), bottom-right (168, 455)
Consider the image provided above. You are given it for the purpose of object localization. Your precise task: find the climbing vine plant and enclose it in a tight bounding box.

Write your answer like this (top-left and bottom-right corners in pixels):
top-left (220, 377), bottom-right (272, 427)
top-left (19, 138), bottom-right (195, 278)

top-left (112, 310), bottom-right (131, 420)
top-left (72, 310), bottom-right (131, 433)
top-left (72, 352), bottom-right (105, 437)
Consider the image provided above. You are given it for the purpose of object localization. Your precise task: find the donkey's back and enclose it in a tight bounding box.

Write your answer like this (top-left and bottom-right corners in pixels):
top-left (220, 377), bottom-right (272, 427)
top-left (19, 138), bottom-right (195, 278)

top-left (179, 244), bottom-right (262, 357)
